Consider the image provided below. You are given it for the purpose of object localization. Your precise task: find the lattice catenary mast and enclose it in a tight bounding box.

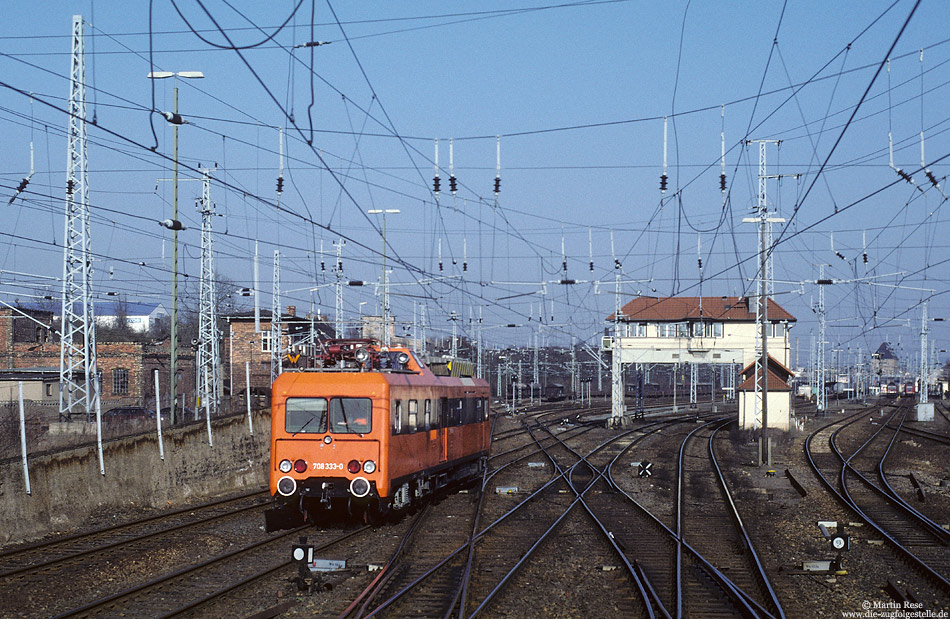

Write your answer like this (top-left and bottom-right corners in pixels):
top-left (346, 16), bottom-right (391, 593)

top-left (196, 166), bottom-right (220, 417)
top-left (60, 14), bottom-right (100, 423)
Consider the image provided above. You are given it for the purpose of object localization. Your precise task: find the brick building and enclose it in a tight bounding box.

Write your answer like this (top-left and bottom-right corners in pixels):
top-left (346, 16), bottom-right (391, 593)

top-left (0, 306), bottom-right (194, 409)
top-left (224, 307), bottom-right (334, 397)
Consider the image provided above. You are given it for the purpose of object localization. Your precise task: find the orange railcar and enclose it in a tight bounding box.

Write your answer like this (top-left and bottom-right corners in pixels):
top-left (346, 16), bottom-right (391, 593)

top-left (265, 340), bottom-right (490, 530)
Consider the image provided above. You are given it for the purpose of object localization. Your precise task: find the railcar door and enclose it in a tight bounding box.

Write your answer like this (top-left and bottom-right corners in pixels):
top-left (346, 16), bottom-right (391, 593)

top-left (439, 396), bottom-right (448, 463)
top-left (424, 398), bottom-right (439, 463)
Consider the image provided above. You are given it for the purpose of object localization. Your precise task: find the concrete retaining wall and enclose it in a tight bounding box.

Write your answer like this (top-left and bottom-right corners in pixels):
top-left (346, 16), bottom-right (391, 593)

top-left (0, 410), bottom-right (271, 546)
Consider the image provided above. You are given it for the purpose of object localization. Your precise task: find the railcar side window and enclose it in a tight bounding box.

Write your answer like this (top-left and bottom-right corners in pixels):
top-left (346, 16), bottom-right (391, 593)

top-left (286, 398), bottom-right (328, 434)
top-left (408, 400), bottom-right (418, 432)
top-left (424, 399), bottom-right (432, 430)
top-left (330, 397), bottom-right (372, 434)
top-left (448, 398), bottom-right (462, 426)
top-left (393, 400), bottom-right (402, 434)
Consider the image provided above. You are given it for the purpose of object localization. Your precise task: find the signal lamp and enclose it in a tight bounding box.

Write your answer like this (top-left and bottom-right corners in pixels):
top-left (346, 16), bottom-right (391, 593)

top-left (277, 476), bottom-right (297, 496)
top-left (349, 477), bottom-right (370, 498)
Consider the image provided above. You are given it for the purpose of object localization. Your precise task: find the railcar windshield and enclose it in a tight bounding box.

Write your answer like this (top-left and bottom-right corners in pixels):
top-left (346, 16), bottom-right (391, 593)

top-left (286, 397), bottom-right (328, 434)
top-left (330, 397), bottom-right (373, 434)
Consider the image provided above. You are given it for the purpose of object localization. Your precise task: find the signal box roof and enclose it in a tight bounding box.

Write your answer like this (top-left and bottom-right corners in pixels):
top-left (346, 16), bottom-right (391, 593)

top-left (607, 296), bottom-right (796, 323)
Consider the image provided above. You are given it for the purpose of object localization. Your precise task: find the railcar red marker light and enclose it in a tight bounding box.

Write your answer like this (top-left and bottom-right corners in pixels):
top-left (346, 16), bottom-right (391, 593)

top-left (294, 459), bottom-right (307, 473)
top-left (347, 460), bottom-right (361, 474)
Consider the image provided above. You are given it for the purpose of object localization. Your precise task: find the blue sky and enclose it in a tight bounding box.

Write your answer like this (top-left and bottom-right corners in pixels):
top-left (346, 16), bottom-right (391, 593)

top-left (1, 1), bottom-right (948, 367)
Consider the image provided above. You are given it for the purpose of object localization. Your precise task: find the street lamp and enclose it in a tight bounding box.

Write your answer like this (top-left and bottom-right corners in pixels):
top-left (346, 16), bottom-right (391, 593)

top-left (367, 209), bottom-right (399, 346)
top-left (148, 70), bottom-right (204, 424)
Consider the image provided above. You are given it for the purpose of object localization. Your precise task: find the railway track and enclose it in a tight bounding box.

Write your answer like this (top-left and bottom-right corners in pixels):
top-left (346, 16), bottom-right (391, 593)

top-left (805, 403), bottom-right (950, 607)
top-left (51, 524), bottom-right (371, 618)
top-left (678, 419), bottom-right (784, 619)
top-left (0, 489), bottom-right (269, 581)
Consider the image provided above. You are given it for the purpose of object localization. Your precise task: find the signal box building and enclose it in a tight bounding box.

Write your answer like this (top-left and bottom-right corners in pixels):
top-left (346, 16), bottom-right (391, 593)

top-left (607, 296), bottom-right (796, 430)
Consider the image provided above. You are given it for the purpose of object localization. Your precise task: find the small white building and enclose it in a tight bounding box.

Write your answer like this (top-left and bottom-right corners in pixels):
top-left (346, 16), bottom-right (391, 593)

top-left (738, 355), bottom-right (794, 432)
top-left (95, 301), bottom-right (169, 333)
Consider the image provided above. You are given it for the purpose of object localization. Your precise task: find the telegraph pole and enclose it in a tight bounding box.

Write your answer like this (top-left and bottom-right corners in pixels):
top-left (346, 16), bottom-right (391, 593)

top-left (271, 250), bottom-right (281, 385)
top-left (333, 240), bottom-right (344, 338)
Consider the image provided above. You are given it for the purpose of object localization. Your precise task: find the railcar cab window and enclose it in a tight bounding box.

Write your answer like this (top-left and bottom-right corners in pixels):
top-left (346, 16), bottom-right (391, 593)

top-left (330, 397), bottom-right (372, 434)
top-left (286, 397), bottom-right (328, 434)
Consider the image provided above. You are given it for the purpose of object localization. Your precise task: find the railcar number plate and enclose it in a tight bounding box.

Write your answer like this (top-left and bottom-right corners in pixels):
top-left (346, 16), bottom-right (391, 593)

top-left (311, 462), bottom-right (345, 471)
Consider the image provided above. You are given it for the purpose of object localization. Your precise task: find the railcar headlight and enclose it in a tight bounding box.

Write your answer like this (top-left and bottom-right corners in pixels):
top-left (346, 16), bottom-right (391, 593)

top-left (354, 347), bottom-right (370, 363)
top-left (294, 459), bottom-right (308, 473)
top-left (347, 459), bottom-right (361, 474)
top-left (279, 459), bottom-right (293, 473)
top-left (349, 477), bottom-right (370, 498)
top-left (362, 460), bottom-right (377, 474)
top-left (277, 476), bottom-right (297, 496)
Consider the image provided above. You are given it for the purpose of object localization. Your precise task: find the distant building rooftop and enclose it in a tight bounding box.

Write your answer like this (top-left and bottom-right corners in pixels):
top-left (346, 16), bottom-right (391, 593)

top-left (608, 296), bottom-right (796, 323)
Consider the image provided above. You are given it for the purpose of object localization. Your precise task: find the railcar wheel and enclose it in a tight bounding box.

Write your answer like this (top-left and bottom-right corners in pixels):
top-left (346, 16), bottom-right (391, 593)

top-left (364, 498), bottom-right (386, 525)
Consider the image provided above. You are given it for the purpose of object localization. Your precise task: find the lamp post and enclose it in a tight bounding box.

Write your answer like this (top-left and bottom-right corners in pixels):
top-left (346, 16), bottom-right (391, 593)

top-left (367, 209), bottom-right (399, 346)
top-left (148, 70), bottom-right (204, 424)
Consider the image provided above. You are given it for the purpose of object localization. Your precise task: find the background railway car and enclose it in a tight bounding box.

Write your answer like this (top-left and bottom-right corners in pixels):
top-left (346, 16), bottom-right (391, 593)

top-left (542, 383), bottom-right (566, 402)
top-left (265, 339), bottom-right (490, 531)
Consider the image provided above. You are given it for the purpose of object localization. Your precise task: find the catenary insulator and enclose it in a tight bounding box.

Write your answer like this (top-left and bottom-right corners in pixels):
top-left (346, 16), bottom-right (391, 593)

top-left (659, 174), bottom-right (668, 192)
top-left (449, 175), bottom-right (457, 193)
top-left (494, 177), bottom-right (501, 194)
top-left (433, 176), bottom-right (440, 193)
top-left (719, 174), bottom-right (727, 192)
top-left (276, 176), bottom-right (284, 193)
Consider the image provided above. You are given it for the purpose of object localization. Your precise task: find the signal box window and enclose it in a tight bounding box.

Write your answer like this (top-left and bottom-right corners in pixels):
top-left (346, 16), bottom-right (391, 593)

top-left (286, 397), bottom-right (328, 433)
top-left (331, 397), bottom-right (372, 434)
